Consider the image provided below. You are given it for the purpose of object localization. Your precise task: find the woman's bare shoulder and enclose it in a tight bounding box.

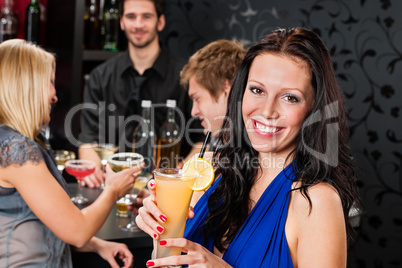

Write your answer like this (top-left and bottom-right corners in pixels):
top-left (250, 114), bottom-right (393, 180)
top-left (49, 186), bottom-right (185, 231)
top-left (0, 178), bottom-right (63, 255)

top-left (290, 181), bottom-right (343, 219)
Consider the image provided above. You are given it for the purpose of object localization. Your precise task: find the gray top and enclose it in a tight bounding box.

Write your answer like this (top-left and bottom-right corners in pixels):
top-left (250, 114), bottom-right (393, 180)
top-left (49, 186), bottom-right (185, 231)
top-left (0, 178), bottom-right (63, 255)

top-left (0, 125), bottom-right (72, 268)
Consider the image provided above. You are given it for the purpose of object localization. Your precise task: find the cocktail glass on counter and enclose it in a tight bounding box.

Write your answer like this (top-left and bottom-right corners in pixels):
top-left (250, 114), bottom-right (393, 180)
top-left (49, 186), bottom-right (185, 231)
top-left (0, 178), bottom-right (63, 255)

top-left (115, 175), bottom-right (148, 219)
top-left (117, 191), bottom-right (140, 231)
top-left (65, 159), bottom-right (96, 204)
top-left (54, 150), bottom-right (76, 172)
top-left (120, 175), bottom-right (150, 231)
top-left (153, 168), bottom-right (195, 266)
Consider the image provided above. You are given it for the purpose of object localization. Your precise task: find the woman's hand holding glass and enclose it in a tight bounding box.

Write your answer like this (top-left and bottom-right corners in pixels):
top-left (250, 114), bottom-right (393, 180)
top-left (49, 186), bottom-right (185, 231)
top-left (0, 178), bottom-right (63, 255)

top-left (103, 163), bottom-right (144, 201)
top-left (136, 180), bottom-right (231, 268)
top-left (146, 238), bottom-right (232, 268)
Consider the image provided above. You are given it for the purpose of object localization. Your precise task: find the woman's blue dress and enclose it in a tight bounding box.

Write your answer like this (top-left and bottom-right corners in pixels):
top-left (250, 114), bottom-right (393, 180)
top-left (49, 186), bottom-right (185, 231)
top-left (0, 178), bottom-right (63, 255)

top-left (184, 163), bottom-right (296, 268)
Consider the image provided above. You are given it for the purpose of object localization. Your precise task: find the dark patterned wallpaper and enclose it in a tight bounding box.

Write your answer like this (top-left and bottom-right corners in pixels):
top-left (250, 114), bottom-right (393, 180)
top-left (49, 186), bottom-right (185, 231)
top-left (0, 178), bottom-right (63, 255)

top-left (160, 0), bottom-right (402, 267)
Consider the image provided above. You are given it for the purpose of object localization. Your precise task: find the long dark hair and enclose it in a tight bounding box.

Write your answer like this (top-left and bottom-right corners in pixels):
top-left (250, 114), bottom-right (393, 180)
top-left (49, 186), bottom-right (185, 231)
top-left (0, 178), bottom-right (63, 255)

top-left (204, 27), bottom-right (361, 252)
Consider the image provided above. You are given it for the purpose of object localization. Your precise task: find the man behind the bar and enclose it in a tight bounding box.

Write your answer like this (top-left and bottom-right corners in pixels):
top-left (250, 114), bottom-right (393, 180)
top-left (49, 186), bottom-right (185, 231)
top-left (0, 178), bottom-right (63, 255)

top-left (78, 0), bottom-right (203, 187)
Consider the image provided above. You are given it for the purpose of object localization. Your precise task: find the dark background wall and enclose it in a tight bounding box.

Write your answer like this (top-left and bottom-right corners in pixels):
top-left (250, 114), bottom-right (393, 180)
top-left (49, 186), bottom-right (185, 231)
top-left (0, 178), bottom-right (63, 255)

top-left (43, 0), bottom-right (401, 267)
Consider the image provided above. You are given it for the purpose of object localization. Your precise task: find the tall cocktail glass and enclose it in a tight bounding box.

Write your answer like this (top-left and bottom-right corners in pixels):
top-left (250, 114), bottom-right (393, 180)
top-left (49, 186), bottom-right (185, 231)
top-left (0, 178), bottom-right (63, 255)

top-left (65, 159), bottom-right (95, 204)
top-left (153, 168), bottom-right (195, 266)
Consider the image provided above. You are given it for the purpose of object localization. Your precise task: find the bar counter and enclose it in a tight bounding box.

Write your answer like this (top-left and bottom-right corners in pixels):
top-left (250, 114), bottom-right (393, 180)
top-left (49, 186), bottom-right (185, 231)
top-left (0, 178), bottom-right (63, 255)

top-left (68, 183), bottom-right (153, 268)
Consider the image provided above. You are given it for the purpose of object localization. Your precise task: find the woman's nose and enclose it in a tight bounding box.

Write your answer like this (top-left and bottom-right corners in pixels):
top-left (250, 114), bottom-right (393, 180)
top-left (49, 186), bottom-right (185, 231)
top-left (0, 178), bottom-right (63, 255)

top-left (260, 99), bottom-right (279, 119)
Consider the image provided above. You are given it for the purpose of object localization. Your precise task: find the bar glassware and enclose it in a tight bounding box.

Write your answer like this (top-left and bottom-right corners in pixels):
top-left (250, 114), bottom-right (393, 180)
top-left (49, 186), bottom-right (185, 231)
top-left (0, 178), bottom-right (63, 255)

top-left (108, 152), bottom-right (144, 218)
top-left (54, 150), bottom-right (76, 172)
top-left (65, 159), bottom-right (95, 204)
top-left (153, 168), bottom-right (195, 267)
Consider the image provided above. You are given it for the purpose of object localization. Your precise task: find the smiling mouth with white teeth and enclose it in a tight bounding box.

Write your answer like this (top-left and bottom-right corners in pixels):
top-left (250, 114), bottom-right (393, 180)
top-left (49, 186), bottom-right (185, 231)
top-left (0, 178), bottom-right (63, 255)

top-left (254, 121), bottom-right (282, 134)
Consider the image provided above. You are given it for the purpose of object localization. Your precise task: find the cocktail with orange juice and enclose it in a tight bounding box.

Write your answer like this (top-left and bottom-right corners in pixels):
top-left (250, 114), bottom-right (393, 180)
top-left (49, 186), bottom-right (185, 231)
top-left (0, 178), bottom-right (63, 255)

top-left (153, 158), bottom-right (214, 266)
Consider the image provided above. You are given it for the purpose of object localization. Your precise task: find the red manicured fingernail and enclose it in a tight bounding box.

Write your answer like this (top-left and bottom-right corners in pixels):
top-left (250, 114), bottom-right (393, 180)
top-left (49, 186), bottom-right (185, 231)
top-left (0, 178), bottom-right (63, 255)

top-left (159, 240), bottom-right (167, 246)
top-left (159, 215), bottom-right (167, 222)
top-left (153, 233), bottom-right (157, 239)
top-left (157, 226), bottom-right (164, 233)
top-left (149, 182), bottom-right (155, 187)
top-left (146, 261), bottom-right (154, 267)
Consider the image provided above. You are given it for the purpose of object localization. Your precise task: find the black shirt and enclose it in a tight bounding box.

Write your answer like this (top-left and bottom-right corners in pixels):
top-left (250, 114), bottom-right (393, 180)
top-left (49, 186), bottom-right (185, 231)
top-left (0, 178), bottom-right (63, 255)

top-left (79, 48), bottom-right (204, 156)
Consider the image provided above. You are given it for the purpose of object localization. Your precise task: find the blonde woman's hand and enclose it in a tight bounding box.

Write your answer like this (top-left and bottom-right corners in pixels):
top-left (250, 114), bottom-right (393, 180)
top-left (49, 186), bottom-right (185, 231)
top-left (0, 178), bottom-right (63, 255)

top-left (97, 240), bottom-right (133, 268)
top-left (104, 163), bottom-right (143, 199)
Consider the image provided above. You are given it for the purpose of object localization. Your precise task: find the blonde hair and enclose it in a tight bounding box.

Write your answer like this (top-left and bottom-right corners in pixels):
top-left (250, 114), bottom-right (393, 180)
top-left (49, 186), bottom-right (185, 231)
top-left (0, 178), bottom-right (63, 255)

top-left (0, 39), bottom-right (55, 142)
top-left (180, 39), bottom-right (246, 100)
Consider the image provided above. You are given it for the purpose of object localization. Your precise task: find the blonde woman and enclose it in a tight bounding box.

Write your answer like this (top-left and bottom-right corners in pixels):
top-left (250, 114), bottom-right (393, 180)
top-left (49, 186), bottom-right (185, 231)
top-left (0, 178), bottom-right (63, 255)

top-left (0, 39), bottom-right (139, 267)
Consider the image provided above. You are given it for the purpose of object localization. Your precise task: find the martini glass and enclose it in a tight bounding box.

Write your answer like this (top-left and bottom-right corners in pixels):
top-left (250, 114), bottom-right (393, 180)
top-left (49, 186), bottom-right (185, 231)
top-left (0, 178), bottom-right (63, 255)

top-left (93, 143), bottom-right (118, 169)
top-left (107, 152), bottom-right (144, 172)
top-left (65, 159), bottom-right (96, 204)
top-left (108, 152), bottom-right (144, 231)
top-left (93, 143), bottom-right (118, 189)
top-left (54, 150), bottom-right (76, 172)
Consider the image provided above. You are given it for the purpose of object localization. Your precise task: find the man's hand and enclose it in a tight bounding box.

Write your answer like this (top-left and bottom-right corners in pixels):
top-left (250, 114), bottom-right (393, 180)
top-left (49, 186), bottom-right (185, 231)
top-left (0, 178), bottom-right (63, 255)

top-left (78, 144), bottom-right (104, 188)
top-left (81, 166), bottom-right (105, 188)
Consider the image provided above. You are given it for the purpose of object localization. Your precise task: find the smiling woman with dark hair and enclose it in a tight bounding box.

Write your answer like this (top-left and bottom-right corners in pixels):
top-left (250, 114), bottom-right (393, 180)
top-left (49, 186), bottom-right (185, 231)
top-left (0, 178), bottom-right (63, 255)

top-left (136, 27), bottom-right (361, 268)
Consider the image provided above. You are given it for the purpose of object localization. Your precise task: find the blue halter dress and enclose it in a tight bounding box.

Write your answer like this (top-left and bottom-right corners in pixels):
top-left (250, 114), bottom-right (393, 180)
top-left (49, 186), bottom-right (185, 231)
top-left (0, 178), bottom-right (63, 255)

top-left (184, 163), bottom-right (296, 268)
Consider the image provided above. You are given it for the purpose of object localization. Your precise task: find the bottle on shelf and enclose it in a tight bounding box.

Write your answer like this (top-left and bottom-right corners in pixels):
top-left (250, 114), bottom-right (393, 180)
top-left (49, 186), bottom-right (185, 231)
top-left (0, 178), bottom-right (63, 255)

top-left (83, 0), bottom-right (100, 50)
top-left (133, 100), bottom-right (156, 179)
top-left (102, 0), bottom-right (119, 51)
top-left (156, 100), bottom-right (182, 168)
top-left (0, 0), bottom-right (18, 43)
top-left (38, 0), bottom-right (46, 46)
top-left (24, 0), bottom-right (40, 44)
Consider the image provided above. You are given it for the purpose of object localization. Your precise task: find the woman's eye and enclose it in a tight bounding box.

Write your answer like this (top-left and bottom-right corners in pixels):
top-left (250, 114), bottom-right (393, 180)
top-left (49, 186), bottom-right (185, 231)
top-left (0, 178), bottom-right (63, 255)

top-left (250, 87), bottom-right (263, 94)
top-left (284, 95), bottom-right (300, 103)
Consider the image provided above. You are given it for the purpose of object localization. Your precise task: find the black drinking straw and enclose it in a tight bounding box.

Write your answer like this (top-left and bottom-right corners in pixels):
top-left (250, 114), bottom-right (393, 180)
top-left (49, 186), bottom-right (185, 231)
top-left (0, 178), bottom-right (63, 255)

top-left (199, 131), bottom-right (211, 158)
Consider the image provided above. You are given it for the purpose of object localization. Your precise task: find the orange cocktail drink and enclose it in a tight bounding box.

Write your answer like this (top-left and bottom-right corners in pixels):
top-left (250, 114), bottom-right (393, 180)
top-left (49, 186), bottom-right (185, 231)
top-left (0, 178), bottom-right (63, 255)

top-left (154, 168), bottom-right (194, 260)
